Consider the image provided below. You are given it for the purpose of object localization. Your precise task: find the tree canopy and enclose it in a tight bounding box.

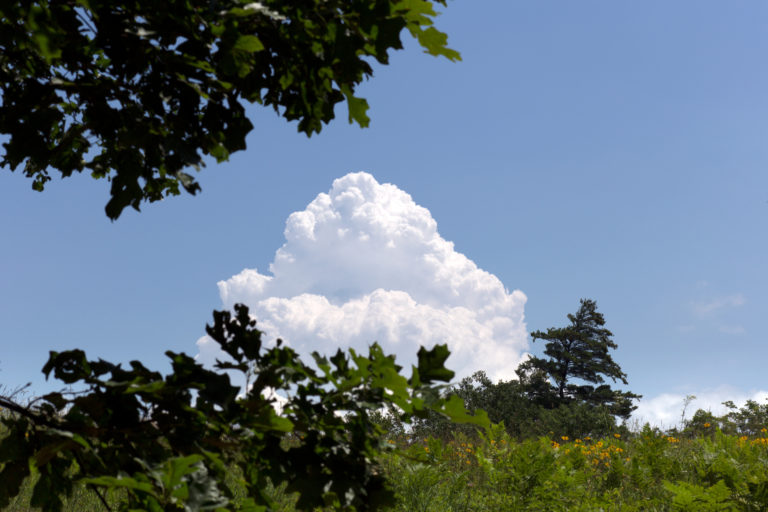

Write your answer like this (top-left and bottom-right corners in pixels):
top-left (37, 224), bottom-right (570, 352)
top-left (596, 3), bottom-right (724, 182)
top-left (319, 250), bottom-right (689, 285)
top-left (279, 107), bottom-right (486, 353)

top-left (0, 0), bottom-right (458, 218)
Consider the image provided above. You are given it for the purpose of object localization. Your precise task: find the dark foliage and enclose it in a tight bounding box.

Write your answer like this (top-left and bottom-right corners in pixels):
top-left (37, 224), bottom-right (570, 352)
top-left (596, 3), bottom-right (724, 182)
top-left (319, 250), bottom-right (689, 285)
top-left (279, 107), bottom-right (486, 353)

top-left (412, 371), bottom-right (624, 441)
top-left (1, 0), bottom-right (458, 218)
top-left (0, 305), bottom-right (488, 511)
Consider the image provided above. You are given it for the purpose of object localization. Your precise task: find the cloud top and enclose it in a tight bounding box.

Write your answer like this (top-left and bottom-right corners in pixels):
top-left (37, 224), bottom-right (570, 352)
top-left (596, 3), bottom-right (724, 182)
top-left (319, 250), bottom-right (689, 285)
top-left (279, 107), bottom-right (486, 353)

top-left (208, 172), bottom-right (528, 380)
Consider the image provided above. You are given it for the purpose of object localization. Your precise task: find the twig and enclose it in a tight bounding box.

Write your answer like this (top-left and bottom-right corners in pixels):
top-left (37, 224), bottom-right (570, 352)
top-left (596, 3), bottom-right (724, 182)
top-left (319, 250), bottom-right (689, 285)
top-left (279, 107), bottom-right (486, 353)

top-left (88, 483), bottom-right (113, 512)
top-left (0, 396), bottom-right (56, 428)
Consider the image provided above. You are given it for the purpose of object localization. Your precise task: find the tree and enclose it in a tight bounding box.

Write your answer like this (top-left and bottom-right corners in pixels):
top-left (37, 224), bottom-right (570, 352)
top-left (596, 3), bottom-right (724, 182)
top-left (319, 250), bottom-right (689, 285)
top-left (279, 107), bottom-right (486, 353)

top-left (0, 0), bottom-right (458, 219)
top-left (518, 299), bottom-right (640, 420)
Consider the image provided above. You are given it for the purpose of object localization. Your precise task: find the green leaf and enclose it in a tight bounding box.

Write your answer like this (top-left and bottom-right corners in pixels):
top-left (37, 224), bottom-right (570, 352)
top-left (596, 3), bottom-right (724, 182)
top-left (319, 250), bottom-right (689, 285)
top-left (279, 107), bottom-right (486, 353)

top-left (31, 33), bottom-right (62, 63)
top-left (438, 394), bottom-right (490, 429)
top-left (233, 35), bottom-right (264, 53)
top-left (411, 26), bottom-right (460, 61)
top-left (82, 475), bottom-right (158, 496)
top-left (158, 455), bottom-right (205, 496)
top-left (341, 86), bottom-right (370, 128)
top-left (415, 344), bottom-right (454, 383)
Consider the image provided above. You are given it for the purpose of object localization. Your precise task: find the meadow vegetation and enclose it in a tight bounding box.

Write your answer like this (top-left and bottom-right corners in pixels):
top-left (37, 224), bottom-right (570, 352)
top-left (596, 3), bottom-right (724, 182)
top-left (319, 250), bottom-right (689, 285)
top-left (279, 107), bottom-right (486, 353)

top-left (4, 405), bottom-right (768, 511)
top-left (3, 300), bottom-right (768, 511)
top-left (381, 422), bottom-right (768, 512)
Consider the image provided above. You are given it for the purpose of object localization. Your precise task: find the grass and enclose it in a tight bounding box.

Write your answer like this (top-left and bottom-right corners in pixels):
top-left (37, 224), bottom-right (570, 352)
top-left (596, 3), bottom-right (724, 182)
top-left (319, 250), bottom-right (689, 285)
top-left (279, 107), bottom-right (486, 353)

top-left (4, 426), bottom-right (768, 511)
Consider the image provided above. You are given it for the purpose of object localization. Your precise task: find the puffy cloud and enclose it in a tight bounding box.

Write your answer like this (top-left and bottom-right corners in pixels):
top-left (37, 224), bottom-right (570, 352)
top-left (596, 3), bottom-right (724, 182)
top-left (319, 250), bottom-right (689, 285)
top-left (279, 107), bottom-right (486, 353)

top-left (199, 172), bottom-right (528, 381)
top-left (633, 388), bottom-right (768, 429)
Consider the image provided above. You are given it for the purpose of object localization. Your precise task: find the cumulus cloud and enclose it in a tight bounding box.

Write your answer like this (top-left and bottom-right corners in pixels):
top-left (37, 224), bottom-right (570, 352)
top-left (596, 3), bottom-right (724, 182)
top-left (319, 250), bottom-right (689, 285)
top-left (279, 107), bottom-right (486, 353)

top-left (633, 388), bottom-right (768, 429)
top-left (198, 172), bottom-right (528, 381)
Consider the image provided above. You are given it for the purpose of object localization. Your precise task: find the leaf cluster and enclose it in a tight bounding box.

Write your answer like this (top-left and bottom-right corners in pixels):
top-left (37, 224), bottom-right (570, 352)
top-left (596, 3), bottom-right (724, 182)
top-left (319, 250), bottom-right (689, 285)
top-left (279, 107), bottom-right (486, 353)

top-left (0, 304), bottom-right (486, 512)
top-left (0, 0), bottom-right (459, 218)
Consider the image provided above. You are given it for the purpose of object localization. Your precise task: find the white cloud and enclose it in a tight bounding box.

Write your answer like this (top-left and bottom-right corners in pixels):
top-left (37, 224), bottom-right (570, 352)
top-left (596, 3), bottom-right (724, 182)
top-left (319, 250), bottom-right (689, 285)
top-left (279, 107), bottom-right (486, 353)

top-left (199, 172), bottom-right (528, 382)
top-left (692, 294), bottom-right (746, 316)
top-left (632, 388), bottom-right (768, 429)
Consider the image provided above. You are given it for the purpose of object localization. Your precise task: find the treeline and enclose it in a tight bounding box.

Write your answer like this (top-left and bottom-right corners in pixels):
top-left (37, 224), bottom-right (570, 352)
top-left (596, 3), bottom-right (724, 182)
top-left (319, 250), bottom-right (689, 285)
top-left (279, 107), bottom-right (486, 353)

top-left (678, 399), bottom-right (768, 439)
top-left (382, 300), bottom-right (768, 444)
top-left (375, 299), bottom-right (643, 441)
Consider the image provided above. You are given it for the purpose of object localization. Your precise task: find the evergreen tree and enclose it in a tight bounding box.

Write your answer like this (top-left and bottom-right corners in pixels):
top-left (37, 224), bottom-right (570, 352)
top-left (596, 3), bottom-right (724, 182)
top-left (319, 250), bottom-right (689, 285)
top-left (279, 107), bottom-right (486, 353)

top-left (518, 299), bottom-right (640, 420)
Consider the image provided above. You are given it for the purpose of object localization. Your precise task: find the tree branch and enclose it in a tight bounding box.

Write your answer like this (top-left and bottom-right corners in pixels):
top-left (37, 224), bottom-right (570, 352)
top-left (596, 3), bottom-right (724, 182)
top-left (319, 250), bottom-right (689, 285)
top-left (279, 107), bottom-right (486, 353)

top-left (0, 396), bottom-right (57, 428)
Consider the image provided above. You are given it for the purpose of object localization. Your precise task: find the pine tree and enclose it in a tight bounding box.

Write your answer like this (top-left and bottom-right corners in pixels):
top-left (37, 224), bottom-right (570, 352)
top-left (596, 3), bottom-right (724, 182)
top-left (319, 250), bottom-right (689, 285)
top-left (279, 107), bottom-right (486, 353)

top-left (518, 299), bottom-right (641, 419)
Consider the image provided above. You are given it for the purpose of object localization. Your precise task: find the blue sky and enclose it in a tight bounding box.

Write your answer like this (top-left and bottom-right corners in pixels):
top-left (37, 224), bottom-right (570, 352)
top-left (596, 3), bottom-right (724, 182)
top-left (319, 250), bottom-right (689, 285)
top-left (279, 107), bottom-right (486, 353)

top-left (1, 1), bottom-right (767, 426)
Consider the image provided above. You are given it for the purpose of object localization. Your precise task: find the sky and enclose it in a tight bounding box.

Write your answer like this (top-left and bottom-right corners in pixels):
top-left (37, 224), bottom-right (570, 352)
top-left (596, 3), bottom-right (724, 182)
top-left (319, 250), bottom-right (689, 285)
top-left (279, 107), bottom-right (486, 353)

top-left (1, 1), bottom-right (767, 428)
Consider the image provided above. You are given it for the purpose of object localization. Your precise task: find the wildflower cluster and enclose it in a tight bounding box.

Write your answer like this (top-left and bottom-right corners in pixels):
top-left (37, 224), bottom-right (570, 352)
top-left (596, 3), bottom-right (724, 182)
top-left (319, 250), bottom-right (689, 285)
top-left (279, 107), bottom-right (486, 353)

top-left (736, 431), bottom-right (768, 447)
top-left (446, 439), bottom-right (476, 467)
top-left (553, 436), bottom-right (628, 468)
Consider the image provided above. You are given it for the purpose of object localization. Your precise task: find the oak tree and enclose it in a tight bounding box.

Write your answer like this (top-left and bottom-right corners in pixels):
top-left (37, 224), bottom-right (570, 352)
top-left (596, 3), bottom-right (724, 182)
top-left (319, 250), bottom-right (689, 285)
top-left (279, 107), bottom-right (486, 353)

top-left (1, 0), bottom-right (458, 218)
